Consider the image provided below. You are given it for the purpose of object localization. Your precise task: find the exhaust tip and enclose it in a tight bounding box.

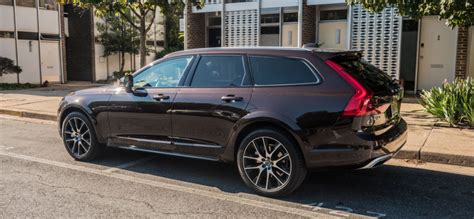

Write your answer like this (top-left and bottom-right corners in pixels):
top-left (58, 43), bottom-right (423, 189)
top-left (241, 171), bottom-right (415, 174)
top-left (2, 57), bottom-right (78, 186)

top-left (359, 154), bottom-right (393, 169)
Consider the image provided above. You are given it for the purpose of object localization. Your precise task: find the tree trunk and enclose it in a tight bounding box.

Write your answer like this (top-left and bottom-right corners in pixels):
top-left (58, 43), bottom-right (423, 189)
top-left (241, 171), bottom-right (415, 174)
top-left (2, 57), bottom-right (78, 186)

top-left (119, 52), bottom-right (125, 74)
top-left (139, 17), bottom-right (147, 67)
top-left (163, 15), bottom-right (168, 49)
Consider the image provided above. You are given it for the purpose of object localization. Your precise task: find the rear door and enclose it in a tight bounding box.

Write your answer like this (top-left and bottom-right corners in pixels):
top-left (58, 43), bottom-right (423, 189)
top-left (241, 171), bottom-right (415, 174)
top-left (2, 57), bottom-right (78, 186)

top-left (171, 55), bottom-right (252, 158)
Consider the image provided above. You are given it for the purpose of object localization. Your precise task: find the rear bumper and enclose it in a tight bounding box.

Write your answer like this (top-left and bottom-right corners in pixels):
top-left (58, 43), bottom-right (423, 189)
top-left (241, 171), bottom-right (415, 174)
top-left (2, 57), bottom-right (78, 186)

top-left (305, 118), bottom-right (407, 169)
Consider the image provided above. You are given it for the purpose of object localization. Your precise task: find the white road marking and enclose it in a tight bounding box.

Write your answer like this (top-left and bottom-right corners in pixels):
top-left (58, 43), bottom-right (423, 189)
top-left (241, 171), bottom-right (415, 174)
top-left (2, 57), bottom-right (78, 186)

top-left (0, 150), bottom-right (344, 219)
top-left (366, 211), bottom-right (387, 218)
top-left (0, 145), bottom-right (14, 150)
top-left (103, 156), bottom-right (157, 173)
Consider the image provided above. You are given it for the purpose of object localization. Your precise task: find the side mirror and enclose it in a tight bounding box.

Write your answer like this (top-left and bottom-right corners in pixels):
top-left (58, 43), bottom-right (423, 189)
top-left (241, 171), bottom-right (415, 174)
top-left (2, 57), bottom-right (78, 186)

top-left (123, 74), bottom-right (133, 93)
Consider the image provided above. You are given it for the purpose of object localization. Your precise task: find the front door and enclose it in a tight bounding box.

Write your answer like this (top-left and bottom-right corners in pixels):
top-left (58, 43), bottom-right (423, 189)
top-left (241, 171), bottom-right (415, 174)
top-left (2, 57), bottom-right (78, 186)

top-left (107, 56), bottom-right (195, 151)
top-left (171, 55), bottom-right (252, 158)
top-left (417, 16), bottom-right (457, 91)
top-left (208, 28), bottom-right (221, 47)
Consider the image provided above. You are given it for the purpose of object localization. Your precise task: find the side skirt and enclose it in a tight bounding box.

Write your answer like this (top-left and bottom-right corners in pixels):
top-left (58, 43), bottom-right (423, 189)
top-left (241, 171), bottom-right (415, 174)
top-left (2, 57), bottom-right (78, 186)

top-left (107, 138), bottom-right (220, 162)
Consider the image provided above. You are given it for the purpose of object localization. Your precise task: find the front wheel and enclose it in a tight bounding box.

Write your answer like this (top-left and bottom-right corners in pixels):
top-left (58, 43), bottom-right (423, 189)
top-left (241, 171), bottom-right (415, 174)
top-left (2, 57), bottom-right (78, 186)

top-left (61, 112), bottom-right (103, 161)
top-left (237, 129), bottom-right (307, 197)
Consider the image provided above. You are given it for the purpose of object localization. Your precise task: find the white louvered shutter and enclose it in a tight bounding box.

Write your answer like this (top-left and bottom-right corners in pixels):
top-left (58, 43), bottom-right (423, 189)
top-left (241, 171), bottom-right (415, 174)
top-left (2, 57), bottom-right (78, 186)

top-left (224, 10), bottom-right (258, 47)
top-left (351, 5), bottom-right (402, 79)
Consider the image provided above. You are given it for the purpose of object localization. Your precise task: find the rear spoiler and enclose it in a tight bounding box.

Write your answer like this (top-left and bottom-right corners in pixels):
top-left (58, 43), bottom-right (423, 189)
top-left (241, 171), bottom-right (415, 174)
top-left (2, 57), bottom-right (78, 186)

top-left (309, 48), bottom-right (363, 61)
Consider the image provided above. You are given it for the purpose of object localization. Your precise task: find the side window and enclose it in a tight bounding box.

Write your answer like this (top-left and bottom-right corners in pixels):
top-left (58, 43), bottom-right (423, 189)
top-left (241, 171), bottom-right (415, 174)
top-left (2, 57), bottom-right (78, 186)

top-left (249, 56), bottom-right (319, 86)
top-left (133, 56), bottom-right (193, 88)
top-left (191, 55), bottom-right (247, 87)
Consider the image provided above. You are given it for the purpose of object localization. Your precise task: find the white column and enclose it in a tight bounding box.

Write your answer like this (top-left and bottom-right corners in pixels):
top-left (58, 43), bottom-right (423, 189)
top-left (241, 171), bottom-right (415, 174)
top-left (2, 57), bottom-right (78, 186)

top-left (297, 0), bottom-right (303, 47)
top-left (13, 0), bottom-right (19, 83)
top-left (36, 0), bottom-right (43, 84)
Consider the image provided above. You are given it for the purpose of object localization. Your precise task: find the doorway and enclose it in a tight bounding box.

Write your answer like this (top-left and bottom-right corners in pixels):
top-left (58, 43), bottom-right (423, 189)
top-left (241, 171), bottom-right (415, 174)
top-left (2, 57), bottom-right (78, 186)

top-left (399, 19), bottom-right (418, 93)
top-left (208, 28), bottom-right (221, 47)
top-left (417, 16), bottom-right (457, 91)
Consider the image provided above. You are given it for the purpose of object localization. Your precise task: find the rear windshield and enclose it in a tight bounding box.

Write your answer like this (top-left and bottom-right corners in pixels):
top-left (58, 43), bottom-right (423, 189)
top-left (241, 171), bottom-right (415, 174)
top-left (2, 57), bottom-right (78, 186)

top-left (331, 57), bottom-right (398, 93)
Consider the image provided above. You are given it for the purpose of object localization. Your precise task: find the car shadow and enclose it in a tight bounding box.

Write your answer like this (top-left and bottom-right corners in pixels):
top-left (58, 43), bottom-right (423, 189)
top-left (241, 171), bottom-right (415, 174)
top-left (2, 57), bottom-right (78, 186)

top-left (91, 148), bottom-right (474, 218)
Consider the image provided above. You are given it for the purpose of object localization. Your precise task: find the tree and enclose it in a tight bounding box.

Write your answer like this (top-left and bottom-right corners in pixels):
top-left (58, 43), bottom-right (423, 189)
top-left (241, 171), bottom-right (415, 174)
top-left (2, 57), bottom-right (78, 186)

top-left (0, 57), bottom-right (22, 77)
top-left (155, 0), bottom-right (185, 59)
top-left (161, 0), bottom-right (185, 49)
top-left (60, 0), bottom-right (203, 67)
top-left (96, 11), bottom-right (140, 74)
top-left (346, 0), bottom-right (473, 27)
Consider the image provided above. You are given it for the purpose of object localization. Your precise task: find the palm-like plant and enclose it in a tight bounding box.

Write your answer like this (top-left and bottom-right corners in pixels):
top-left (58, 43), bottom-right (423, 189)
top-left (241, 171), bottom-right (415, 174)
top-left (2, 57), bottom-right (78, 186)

top-left (421, 78), bottom-right (474, 127)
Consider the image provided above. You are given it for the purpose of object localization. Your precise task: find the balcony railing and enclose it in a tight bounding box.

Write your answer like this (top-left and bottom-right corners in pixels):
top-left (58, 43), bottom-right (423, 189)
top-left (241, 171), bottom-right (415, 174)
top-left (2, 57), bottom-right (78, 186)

top-left (204, 0), bottom-right (257, 4)
top-left (205, 0), bottom-right (222, 4)
top-left (225, 0), bottom-right (257, 3)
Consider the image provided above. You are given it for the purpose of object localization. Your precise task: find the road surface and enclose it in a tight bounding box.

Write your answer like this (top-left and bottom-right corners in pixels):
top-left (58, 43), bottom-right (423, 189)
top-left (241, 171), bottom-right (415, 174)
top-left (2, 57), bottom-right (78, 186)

top-left (0, 115), bottom-right (473, 218)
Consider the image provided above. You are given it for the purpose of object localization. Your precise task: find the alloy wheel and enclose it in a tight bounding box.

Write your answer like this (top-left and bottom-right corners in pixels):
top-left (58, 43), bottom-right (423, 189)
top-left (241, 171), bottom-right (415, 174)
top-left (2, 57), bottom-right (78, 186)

top-left (63, 117), bottom-right (92, 157)
top-left (242, 136), bottom-right (292, 192)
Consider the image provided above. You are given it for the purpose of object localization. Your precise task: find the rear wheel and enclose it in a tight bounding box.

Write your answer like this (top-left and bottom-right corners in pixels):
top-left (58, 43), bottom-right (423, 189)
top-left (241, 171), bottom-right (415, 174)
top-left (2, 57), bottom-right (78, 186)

top-left (62, 112), bottom-right (103, 161)
top-left (237, 128), bottom-right (307, 197)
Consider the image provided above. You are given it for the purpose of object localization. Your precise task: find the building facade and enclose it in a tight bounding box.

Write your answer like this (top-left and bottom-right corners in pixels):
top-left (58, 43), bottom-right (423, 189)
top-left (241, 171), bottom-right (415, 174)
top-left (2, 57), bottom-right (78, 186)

top-left (0, 0), bottom-right (164, 84)
top-left (0, 0), bottom-right (65, 84)
top-left (184, 0), bottom-right (474, 92)
top-left (65, 6), bottom-right (164, 82)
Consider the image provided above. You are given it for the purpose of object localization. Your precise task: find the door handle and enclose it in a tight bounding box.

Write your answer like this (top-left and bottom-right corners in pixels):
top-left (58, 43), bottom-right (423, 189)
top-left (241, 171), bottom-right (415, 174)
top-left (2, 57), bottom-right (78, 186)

top-left (221, 95), bottom-right (243, 102)
top-left (153, 94), bottom-right (170, 101)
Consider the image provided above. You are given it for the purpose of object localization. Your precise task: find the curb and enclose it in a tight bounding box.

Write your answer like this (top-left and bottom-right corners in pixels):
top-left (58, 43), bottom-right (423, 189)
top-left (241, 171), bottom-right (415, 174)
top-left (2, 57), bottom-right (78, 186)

top-left (1, 108), bottom-right (473, 168)
top-left (394, 146), bottom-right (474, 168)
top-left (0, 108), bottom-right (57, 121)
top-left (420, 152), bottom-right (474, 168)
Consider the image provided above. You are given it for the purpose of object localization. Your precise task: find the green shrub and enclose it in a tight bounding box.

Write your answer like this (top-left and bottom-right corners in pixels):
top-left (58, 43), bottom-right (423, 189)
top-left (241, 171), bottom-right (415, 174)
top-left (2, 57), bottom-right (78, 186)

top-left (420, 78), bottom-right (474, 127)
top-left (0, 83), bottom-right (38, 90)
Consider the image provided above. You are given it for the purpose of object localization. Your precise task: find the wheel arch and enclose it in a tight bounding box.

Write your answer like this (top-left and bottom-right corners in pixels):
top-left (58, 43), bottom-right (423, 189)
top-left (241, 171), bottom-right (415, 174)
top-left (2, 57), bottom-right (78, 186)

top-left (58, 104), bottom-right (101, 141)
top-left (221, 113), bottom-right (307, 165)
top-left (59, 105), bottom-right (94, 128)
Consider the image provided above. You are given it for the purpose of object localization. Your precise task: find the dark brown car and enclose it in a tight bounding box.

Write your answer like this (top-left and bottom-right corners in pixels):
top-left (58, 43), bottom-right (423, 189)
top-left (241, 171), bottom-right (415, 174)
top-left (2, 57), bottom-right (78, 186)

top-left (58, 47), bottom-right (407, 196)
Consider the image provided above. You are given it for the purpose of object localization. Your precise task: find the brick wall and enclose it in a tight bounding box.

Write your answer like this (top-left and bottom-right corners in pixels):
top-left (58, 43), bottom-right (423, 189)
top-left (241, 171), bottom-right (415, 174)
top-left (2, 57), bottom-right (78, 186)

top-left (64, 5), bottom-right (94, 82)
top-left (186, 4), bottom-right (205, 49)
top-left (301, 2), bottom-right (316, 46)
top-left (455, 26), bottom-right (468, 78)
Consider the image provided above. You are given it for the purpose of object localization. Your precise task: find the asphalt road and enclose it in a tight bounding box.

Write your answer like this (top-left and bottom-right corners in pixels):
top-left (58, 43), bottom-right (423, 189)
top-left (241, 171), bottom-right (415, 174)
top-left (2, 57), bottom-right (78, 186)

top-left (0, 115), bottom-right (473, 218)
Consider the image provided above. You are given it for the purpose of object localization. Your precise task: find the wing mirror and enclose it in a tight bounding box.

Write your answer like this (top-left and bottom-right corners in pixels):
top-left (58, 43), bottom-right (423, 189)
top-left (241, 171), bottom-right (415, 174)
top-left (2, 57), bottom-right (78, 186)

top-left (123, 74), bottom-right (134, 93)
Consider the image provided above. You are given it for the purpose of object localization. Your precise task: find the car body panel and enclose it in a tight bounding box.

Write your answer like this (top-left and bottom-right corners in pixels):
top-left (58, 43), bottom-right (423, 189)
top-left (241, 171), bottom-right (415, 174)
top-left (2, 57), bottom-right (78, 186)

top-left (106, 87), bottom-right (180, 152)
top-left (58, 86), bottom-right (114, 143)
top-left (171, 87), bottom-right (253, 158)
top-left (58, 47), bottom-right (407, 170)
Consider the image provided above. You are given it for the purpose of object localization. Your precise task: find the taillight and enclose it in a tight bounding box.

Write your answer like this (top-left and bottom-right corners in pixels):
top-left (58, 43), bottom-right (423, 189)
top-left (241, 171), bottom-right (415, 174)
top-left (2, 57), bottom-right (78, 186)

top-left (325, 60), bottom-right (374, 117)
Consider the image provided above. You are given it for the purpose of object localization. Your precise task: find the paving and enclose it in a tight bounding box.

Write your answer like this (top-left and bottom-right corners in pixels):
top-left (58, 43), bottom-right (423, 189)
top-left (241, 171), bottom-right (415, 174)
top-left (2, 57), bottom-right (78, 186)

top-left (1, 115), bottom-right (473, 218)
top-left (1, 84), bottom-right (473, 167)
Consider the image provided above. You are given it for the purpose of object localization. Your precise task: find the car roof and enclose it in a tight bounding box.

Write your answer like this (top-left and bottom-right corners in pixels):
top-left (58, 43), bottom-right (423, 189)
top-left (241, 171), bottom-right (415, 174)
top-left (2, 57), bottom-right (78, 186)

top-left (165, 47), bottom-right (362, 60)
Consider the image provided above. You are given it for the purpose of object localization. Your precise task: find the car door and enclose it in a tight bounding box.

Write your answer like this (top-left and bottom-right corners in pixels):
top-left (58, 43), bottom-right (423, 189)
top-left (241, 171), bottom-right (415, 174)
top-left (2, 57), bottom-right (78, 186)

top-left (171, 55), bottom-right (253, 158)
top-left (107, 56), bottom-right (195, 152)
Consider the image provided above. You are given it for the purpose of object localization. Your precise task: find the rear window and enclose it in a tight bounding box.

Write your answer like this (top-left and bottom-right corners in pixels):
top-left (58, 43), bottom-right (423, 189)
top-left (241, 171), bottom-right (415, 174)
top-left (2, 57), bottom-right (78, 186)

top-left (331, 57), bottom-right (398, 93)
top-left (249, 56), bottom-right (318, 86)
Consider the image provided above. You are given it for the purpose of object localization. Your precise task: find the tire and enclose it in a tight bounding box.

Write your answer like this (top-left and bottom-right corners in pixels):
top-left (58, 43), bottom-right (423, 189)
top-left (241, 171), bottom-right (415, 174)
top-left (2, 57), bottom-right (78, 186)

top-left (61, 111), bottom-right (103, 161)
top-left (236, 128), bottom-right (307, 197)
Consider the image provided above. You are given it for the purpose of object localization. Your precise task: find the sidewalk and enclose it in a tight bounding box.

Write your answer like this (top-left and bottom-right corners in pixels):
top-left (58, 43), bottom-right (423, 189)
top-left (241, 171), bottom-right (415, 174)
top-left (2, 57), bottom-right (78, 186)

top-left (398, 103), bottom-right (474, 167)
top-left (1, 85), bottom-right (473, 167)
top-left (0, 82), bottom-right (104, 120)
